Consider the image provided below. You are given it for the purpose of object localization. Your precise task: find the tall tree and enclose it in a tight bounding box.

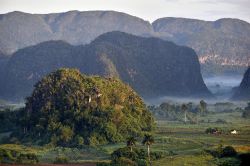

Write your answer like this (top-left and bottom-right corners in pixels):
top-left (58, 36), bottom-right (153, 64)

top-left (126, 136), bottom-right (136, 152)
top-left (142, 134), bottom-right (154, 162)
top-left (199, 100), bottom-right (207, 116)
top-left (181, 104), bottom-right (188, 123)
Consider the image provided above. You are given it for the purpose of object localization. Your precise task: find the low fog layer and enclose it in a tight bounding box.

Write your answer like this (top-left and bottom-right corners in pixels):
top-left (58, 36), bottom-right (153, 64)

top-left (145, 75), bottom-right (243, 105)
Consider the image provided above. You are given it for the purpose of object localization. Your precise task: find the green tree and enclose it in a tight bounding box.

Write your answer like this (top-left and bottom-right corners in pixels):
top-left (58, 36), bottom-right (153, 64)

top-left (181, 104), bottom-right (188, 123)
top-left (58, 126), bottom-right (74, 143)
top-left (127, 136), bottom-right (136, 152)
top-left (199, 100), bottom-right (207, 116)
top-left (142, 134), bottom-right (154, 162)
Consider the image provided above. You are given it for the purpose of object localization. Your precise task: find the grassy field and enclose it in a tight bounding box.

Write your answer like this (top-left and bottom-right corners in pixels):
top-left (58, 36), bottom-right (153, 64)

top-left (0, 110), bottom-right (250, 165)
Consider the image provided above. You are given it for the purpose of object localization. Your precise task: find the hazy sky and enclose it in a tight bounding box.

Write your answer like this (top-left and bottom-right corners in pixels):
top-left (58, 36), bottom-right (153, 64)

top-left (0, 0), bottom-right (250, 23)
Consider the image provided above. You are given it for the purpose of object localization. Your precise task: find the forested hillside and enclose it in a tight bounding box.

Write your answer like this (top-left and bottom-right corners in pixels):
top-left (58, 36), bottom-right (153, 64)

top-left (0, 11), bottom-right (249, 75)
top-left (0, 32), bottom-right (211, 100)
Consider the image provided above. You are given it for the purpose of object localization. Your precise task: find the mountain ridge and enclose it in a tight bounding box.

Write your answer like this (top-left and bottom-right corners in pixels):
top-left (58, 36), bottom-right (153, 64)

top-left (0, 31), bottom-right (212, 100)
top-left (0, 10), bottom-right (249, 75)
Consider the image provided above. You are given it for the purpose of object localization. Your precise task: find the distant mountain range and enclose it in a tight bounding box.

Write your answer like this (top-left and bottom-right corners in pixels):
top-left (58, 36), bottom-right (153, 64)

top-left (0, 10), bottom-right (249, 75)
top-left (232, 67), bottom-right (250, 101)
top-left (0, 31), bottom-right (211, 100)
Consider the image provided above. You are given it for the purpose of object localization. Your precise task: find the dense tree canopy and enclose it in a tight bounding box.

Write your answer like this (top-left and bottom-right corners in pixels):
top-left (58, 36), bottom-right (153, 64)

top-left (19, 68), bottom-right (154, 146)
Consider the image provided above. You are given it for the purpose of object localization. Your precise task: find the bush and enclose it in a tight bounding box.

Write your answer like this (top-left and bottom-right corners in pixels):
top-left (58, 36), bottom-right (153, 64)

top-left (221, 146), bottom-right (237, 157)
top-left (111, 157), bottom-right (137, 166)
top-left (53, 155), bottom-right (69, 164)
top-left (111, 147), bottom-right (162, 165)
top-left (111, 147), bottom-right (139, 161)
top-left (207, 146), bottom-right (237, 158)
top-left (97, 162), bottom-right (111, 166)
top-left (150, 151), bottom-right (164, 160)
top-left (0, 148), bottom-right (38, 164)
top-left (136, 159), bottom-right (149, 166)
top-left (215, 157), bottom-right (241, 166)
top-left (205, 127), bottom-right (221, 134)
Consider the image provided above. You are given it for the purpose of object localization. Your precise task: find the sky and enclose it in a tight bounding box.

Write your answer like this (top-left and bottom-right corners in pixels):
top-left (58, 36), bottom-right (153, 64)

top-left (0, 0), bottom-right (250, 23)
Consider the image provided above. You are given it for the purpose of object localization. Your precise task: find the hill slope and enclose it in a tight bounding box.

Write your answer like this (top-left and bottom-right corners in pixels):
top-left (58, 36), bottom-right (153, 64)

top-left (232, 67), bottom-right (250, 100)
top-left (0, 11), bottom-right (153, 55)
top-left (0, 11), bottom-right (249, 75)
top-left (19, 68), bottom-right (154, 145)
top-left (152, 17), bottom-right (250, 75)
top-left (0, 31), bottom-right (211, 100)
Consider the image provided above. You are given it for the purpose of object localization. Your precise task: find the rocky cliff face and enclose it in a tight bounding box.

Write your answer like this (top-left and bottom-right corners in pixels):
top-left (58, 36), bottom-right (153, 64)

top-left (232, 67), bottom-right (250, 100)
top-left (0, 32), bottom-right (211, 100)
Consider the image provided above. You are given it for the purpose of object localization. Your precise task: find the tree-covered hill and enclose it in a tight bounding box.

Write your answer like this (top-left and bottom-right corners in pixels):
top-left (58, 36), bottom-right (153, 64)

top-left (232, 67), bottom-right (250, 101)
top-left (152, 18), bottom-right (250, 75)
top-left (0, 11), bottom-right (249, 75)
top-left (0, 31), bottom-right (211, 100)
top-left (16, 68), bottom-right (154, 146)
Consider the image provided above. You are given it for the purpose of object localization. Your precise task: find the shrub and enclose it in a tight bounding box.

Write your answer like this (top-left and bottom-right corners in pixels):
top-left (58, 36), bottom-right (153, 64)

top-left (207, 146), bottom-right (237, 158)
top-left (221, 146), bottom-right (237, 158)
top-left (111, 147), bottom-right (163, 165)
top-left (205, 127), bottom-right (221, 134)
top-left (215, 157), bottom-right (241, 166)
top-left (111, 157), bottom-right (137, 166)
top-left (53, 155), bottom-right (69, 164)
top-left (0, 148), bottom-right (38, 164)
top-left (97, 162), bottom-right (111, 166)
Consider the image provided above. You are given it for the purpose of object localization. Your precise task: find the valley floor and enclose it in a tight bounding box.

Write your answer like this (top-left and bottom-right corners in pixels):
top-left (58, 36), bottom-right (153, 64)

top-left (1, 110), bottom-right (250, 166)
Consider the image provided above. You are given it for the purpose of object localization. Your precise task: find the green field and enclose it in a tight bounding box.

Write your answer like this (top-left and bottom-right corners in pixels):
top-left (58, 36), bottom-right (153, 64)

top-left (1, 109), bottom-right (250, 165)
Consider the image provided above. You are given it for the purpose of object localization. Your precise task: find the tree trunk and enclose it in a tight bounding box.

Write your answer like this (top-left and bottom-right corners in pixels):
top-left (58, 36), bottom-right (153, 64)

top-left (184, 111), bottom-right (187, 123)
top-left (148, 145), bottom-right (150, 161)
top-left (130, 146), bottom-right (132, 152)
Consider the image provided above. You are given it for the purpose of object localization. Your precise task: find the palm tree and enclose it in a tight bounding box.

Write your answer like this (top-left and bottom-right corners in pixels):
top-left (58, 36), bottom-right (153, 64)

top-left (199, 100), bottom-right (207, 116)
top-left (127, 136), bottom-right (136, 152)
top-left (181, 104), bottom-right (188, 123)
top-left (142, 134), bottom-right (154, 162)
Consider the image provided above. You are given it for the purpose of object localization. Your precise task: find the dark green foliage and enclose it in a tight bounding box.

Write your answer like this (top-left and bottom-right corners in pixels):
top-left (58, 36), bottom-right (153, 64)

top-left (0, 109), bottom-right (20, 132)
top-left (149, 102), bottom-right (201, 123)
top-left (0, 31), bottom-right (211, 100)
top-left (97, 162), bottom-right (111, 166)
top-left (14, 68), bottom-right (154, 146)
top-left (112, 157), bottom-right (137, 166)
top-left (53, 155), bottom-right (69, 164)
top-left (205, 128), bottom-right (221, 134)
top-left (127, 136), bottom-right (137, 152)
top-left (142, 134), bottom-right (154, 147)
top-left (0, 148), bottom-right (38, 164)
top-left (215, 157), bottom-right (241, 166)
top-left (199, 100), bottom-right (208, 115)
top-left (207, 146), bottom-right (237, 158)
top-left (221, 146), bottom-right (237, 158)
top-left (111, 147), bottom-right (163, 166)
